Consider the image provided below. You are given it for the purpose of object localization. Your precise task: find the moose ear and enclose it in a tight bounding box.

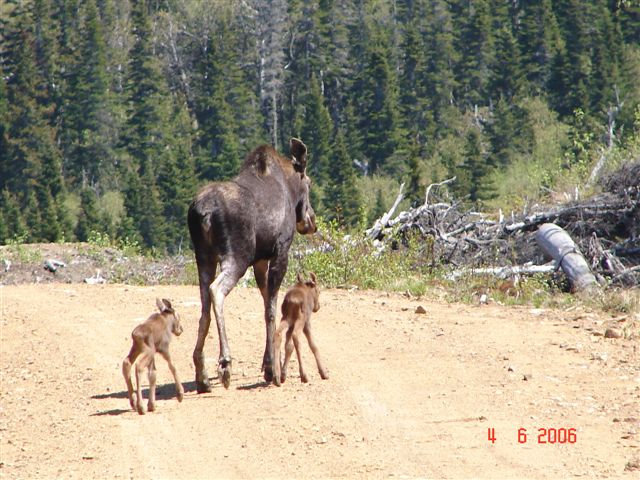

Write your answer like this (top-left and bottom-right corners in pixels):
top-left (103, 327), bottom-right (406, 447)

top-left (310, 272), bottom-right (317, 285)
top-left (156, 298), bottom-right (165, 312)
top-left (290, 137), bottom-right (307, 173)
top-left (162, 298), bottom-right (172, 311)
top-left (296, 272), bottom-right (305, 284)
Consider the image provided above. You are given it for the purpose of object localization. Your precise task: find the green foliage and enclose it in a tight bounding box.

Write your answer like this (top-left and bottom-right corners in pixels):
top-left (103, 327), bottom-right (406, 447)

top-left (87, 230), bottom-right (143, 258)
top-left (286, 218), bottom-right (437, 294)
top-left (1, 0), bottom-right (639, 251)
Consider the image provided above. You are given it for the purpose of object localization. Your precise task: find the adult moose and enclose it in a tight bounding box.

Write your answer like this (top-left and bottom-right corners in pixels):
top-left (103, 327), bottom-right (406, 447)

top-left (188, 138), bottom-right (317, 392)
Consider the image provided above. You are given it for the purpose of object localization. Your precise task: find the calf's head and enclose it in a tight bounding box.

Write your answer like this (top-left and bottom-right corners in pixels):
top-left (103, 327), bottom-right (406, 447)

top-left (297, 272), bottom-right (320, 312)
top-left (156, 298), bottom-right (183, 336)
top-left (290, 138), bottom-right (317, 235)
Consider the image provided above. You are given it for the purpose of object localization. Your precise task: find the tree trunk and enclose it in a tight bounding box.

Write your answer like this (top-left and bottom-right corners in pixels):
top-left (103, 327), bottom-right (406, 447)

top-left (535, 223), bottom-right (599, 292)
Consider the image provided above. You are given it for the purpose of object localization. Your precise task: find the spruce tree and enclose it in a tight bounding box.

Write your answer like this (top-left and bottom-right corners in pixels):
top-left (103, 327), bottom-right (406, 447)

top-left (66, 0), bottom-right (116, 188)
top-left (0, 190), bottom-right (27, 242)
top-left (121, 0), bottom-right (178, 249)
top-left (301, 75), bottom-right (334, 185)
top-left (354, 33), bottom-right (404, 175)
top-left (3, 4), bottom-right (70, 242)
top-left (517, 0), bottom-right (563, 95)
top-left (456, 0), bottom-right (494, 108)
top-left (460, 127), bottom-right (495, 206)
top-left (75, 188), bottom-right (101, 241)
top-left (324, 130), bottom-right (362, 228)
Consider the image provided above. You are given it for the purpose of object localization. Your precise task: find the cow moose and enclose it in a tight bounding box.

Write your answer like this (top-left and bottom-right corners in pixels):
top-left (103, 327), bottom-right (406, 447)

top-left (273, 272), bottom-right (328, 386)
top-left (187, 138), bottom-right (317, 392)
top-left (122, 298), bottom-right (184, 415)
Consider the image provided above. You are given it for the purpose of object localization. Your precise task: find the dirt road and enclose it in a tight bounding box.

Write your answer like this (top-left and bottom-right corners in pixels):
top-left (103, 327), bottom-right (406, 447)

top-left (1, 284), bottom-right (638, 479)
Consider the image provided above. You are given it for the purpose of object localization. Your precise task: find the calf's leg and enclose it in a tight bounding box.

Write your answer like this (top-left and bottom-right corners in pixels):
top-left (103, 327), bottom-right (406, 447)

top-left (134, 349), bottom-right (153, 415)
top-left (292, 322), bottom-right (308, 383)
top-left (281, 328), bottom-right (294, 383)
top-left (147, 358), bottom-right (157, 412)
top-left (304, 321), bottom-right (328, 380)
top-left (272, 319), bottom-right (289, 387)
top-left (160, 350), bottom-right (184, 402)
top-left (122, 344), bottom-right (140, 411)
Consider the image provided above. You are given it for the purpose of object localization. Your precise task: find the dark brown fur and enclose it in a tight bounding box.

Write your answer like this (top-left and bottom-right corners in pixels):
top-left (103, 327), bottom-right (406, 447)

top-left (188, 138), bottom-right (317, 392)
top-left (273, 272), bottom-right (328, 386)
top-left (122, 298), bottom-right (184, 415)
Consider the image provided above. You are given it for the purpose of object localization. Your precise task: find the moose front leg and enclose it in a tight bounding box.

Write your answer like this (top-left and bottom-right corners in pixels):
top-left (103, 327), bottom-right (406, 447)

top-left (254, 260), bottom-right (275, 382)
top-left (262, 255), bottom-right (288, 383)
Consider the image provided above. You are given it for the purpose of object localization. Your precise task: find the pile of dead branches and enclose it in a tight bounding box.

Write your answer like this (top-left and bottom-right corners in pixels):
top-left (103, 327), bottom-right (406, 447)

top-left (366, 161), bottom-right (640, 287)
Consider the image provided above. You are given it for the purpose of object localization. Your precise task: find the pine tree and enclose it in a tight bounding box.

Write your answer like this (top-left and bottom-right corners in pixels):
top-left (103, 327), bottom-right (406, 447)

top-left (517, 0), bottom-right (563, 95)
top-left (0, 190), bottom-right (27, 242)
top-left (301, 75), bottom-right (334, 185)
top-left (324, 130), bottom-right (362, 228)
top-left (424, 0), bottom-right (458, 139)
top-left (399, 20), bottom-right (430, 146)
top-left (156, 97), bottom-right (197, 252)
top-left (459, 127), bottom-right (495, 205)
top-left (121, 0), bottom-right (189, 250)
top-left (489, 23), bottom-right (523, 101)
top-left (3, 3), bottom-right (70, 242)
top-left (552, 0), bottom-right (593, 116)
top-left (75, 187), bottom-right (101, 241)
top-left (353, 33), bottom-right (405, 175)
top-left (194, 19), bottom-right (242, 181)
top-left (65, 0), bottom-right (116, 188)
top-left (456, 0), bottom-right (493, 108)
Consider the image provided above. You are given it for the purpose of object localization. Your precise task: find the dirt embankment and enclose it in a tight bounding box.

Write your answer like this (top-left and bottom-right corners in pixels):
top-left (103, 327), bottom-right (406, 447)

top-left (1, 283), bottom-right (638, 479)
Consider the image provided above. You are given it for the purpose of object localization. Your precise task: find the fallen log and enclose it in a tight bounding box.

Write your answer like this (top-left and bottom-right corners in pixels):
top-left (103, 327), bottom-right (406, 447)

top-left (366, 182), bottom-right (405, 240)
top-left (535, 223), bottom-right (599, 292)
top-left (446, 264), bottom-right (555, 281)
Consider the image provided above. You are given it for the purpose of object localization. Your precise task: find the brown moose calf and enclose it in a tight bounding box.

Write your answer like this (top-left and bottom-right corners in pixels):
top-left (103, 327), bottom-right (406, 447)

top-left (122, 298), bottom-right (184, 415)
top-left (273, 272), bottom-right (328, 386)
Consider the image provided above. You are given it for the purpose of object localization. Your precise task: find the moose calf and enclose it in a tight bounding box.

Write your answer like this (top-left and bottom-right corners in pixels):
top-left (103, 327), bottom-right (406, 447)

top-left (122, 298), bottom-right (184, 415)
top-left (273, 272), bottom-right (328, 386)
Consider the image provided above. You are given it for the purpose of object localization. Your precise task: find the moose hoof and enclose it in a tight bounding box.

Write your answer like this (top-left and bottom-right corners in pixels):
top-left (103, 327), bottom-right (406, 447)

top-left (320, 370), bottom-right (329, 380)
top-left (147, 402), bottom-right (155, 413)
top-left (176, 390), bottom-right (184, 402)
top-left (272, 375), bottom-right (281, 387)
top-left (137, 404), bottom-right (145, 415)
top-left (220, 367), bottom-right (231, 389)
top-left (196, 379), bottom-right (211, 394)
top-left (263, 369), bottom-right (273, 383)
top-left (300, 374), bottom-right (309, 383)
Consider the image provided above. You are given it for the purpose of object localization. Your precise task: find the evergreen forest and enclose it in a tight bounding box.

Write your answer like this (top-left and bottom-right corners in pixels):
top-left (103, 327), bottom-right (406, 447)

top-left (1, 0), bottom-right (639, 253)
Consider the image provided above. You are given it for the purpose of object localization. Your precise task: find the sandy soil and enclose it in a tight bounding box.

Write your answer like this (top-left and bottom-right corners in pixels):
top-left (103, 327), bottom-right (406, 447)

top-left (0, 283), bottom-right (638, 479)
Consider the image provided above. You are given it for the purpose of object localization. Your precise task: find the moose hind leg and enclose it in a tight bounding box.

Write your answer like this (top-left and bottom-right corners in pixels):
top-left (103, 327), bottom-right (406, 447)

top-left (210, 265), bottom-right (244, 389)
top-left (193, 262), bottom-right (216, 393)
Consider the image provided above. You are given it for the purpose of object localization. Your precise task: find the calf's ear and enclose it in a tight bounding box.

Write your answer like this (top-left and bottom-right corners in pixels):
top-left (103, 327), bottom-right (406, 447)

top-left (290, 138), bottom-right (307, 173)
top-left (296, 272), bottom-right (305, 284)
top-left (156, 297), bottom-right (165, 312)
top-left (162, 298), bottom-right (173, 311)
top-left (310, 272), bottom-right (317, 285)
